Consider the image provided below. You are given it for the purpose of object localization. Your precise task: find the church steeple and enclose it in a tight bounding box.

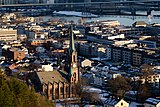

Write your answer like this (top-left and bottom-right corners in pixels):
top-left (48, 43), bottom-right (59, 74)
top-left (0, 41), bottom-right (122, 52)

top-left (68, 25), bottom-right (79, 83)
top-left (69, 25), bottom-right (76, 53)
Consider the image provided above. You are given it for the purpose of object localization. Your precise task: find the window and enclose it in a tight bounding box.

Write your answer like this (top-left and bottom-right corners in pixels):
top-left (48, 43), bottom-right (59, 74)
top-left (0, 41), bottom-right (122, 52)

top-left (19, 53), bottom-right (21, 56)
top-left (60, 87), bottom-right (64, 94)
top-left (66, 86), bottom-right (69, 93)
top-left (73, 55), bottom-right (76, 62)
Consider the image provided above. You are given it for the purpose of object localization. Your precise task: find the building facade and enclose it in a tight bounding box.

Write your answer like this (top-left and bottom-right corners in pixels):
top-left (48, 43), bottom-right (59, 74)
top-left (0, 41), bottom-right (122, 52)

top-left (0, 0), bottom-right (18, 4)
top-left (0, 28), bottom-right (17, 41)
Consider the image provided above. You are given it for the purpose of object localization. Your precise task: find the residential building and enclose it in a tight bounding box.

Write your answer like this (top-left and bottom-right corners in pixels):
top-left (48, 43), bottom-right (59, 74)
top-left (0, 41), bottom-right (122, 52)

top-left (81, 59), bottom-right (92, 67)
top-left (145, 74), bottom-right (160, 88)
top-left (132, 21), bottom-right (148, 27)
top-left (6, 47), bottom-right (25, 61)
top-left (76, 42), bottom-right (98, 57)
top-left (144, 98), bottom-right (160, 107)
top-left (132, 50), bottom-right (143, 66)
top-left (104, 98), bottom-right (129, 107)
top-left (0, 28), bottom-right (17, 41)
top-left (30, 39), bottom-right (46, 46)
top-left (122, 48), bottom-right (132, 64)
top-left (0, 0), bottom-right (18, 4)
top-left (112, 47), bottom-right (122, 62)
top-left (110, 44), bottom-right (158, 66)
top-left (106, 46), bottom-right (112, 60)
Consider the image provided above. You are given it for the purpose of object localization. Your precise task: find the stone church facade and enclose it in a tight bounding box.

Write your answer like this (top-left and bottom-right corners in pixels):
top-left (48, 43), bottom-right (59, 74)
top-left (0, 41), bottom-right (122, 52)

top-left (35, 25), bottom-right (80, 100)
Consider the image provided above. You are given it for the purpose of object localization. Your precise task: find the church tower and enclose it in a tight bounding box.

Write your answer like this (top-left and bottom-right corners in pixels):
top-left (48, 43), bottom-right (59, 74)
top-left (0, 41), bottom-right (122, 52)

top-left (68, 25), bottom-right (79, 84)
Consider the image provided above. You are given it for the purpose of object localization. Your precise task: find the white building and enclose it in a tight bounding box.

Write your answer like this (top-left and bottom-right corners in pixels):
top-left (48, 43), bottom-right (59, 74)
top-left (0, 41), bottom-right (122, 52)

top-left (104, 98), bottom-right (129, 107)
top-left (38, 64), bottom-right (54, 72)
top-left (100, 20), bottom-right (120, 27)
top-left (81, 59), bottom-right (92, 67)
top-left (107, 34), bottom-right (125, 40)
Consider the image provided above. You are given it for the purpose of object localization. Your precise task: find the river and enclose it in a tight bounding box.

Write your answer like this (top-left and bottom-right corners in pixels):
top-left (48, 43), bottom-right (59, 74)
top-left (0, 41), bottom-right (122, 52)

top-left (35, 15), bottom-right (160, 26)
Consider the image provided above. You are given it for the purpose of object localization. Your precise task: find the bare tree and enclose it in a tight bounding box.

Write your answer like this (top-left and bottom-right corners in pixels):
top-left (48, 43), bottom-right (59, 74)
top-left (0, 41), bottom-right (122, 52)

top-left (74, 78), bottom-right (100, 106)
top-left (108, 76), bottom-right (131, 99)
top-left (140, 64), bottom-right (154, 76)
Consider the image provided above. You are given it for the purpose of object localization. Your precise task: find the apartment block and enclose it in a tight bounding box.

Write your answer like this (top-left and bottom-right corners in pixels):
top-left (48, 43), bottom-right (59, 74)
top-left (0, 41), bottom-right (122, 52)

top-left (111, 45), bottom-right (159, 66)
top-left (112, 47), bottom-right (122, 62)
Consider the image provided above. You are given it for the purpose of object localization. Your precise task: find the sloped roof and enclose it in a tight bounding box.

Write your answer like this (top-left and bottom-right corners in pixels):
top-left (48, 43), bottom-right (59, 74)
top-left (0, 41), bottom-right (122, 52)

top-left (36, 71), bottom-right (67, 83)
top-left (133, 21), bottom-right (147, 26)
top-left (104, 98), bottom-right (120, 106)
top-left (145, 98), bottom-right (160, 105)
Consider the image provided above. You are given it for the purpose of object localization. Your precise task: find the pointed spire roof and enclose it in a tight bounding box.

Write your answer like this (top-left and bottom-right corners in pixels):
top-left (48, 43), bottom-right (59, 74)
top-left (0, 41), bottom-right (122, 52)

top-left (69, 25), bottom-right (76, 53)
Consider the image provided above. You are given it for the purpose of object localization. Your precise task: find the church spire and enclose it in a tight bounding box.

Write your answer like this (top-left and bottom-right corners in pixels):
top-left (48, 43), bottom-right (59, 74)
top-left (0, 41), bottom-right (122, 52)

top-left (68, 24), bottom-right (78, 82)
top-left (69, 25), bottom-right (76, 53)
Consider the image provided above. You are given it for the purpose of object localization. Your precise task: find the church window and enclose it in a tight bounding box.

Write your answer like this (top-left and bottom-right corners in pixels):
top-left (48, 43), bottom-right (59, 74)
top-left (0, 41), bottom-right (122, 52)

top-left (66, 86), bottom-right (69, 93)
top-left (73, 73), bottom-right (76, 78)
top-left (72, 77), bottom-right (74, 82)
top-left (55, 87), bottom-right (59, 99)
top-left (60, 87), bottom-right (64, 94)
top-left (73, 55), bottom-right (76, 62)
top-left (50, 89), bottom-right (52, 95)
top-left (44, 87), bottom-right (47, 95)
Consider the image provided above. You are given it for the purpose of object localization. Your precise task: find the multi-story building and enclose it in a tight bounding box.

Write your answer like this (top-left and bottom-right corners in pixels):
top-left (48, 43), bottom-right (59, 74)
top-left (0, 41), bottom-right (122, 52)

top-left (146, 74), bottom-right (160, 88)
top-left (132, 50), bottom-right (143, 66)
top-left (106, 46), bottom-right (112, 60)
top-left (0, 28), bottom-right (17, 41)
top-left (122, 48), bottom-right (132, 64)
top-left (5, 47), bottom-right (25, 61)
top-left (0, 0), bottom-right (18, 4)
top-left (111, 45), bottom-right (159, 66)
top-left (112, 46), bottom-right (122, 62)
top-left (76, 42), bottom-right (98, 57)
top-left (76, 42), bottom-right (108, 58)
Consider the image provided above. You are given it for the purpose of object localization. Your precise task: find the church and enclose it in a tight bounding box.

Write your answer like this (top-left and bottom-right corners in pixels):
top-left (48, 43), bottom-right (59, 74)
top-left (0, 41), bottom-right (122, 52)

top-left (34, 25), bottom-right (80, 100)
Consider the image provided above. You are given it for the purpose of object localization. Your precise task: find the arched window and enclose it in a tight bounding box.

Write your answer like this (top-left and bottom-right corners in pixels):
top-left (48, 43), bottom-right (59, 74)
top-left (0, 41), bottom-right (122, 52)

top-left (73, 55), bottom-right (76, 62)
top-left (55, 87), bottom-right (59, 99)
top-left (60, 87), bottom-right (64, 94)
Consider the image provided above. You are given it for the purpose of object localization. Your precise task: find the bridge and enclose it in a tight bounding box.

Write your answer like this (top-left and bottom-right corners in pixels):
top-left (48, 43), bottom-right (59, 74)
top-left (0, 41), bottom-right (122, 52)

top-left (0, 0), bottom-right (160, 16)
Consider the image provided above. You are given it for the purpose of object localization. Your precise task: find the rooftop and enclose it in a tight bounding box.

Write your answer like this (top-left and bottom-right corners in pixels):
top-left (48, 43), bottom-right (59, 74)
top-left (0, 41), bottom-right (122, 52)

top-left (36, 71), bottom-right (67, 83)
top-left (145, 98), bottom-right (160, 105)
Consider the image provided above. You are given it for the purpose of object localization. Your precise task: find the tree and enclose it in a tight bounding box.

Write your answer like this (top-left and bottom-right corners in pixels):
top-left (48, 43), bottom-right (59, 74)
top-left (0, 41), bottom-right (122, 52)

top-left (137, 84), bottom-right (151, 102)
top-left (73, 79), bottom-right (100, 106)
top-left (69, 20), bottom-right (75, 24)
top-left (0, 68), bottom-right (5, 86)
top-left (0, 77), bottom-right (54, 107)
top-left (1, 84), bottom-right (14, 107)
top-left (38, 95), bottom-right (53, 107)
top-left (140, 64), bottom-right (154, 77)
top-left (108, 76), bottom-right (131, 98)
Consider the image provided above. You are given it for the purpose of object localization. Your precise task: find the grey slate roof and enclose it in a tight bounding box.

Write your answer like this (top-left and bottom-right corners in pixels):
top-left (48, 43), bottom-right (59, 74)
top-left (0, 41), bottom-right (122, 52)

top-left (145, 98), bottom-right (160, 105)
top-left (36, 71), bottom-right (67, 83)
top-left (104, 98), bottom-right (120, 106)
